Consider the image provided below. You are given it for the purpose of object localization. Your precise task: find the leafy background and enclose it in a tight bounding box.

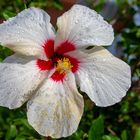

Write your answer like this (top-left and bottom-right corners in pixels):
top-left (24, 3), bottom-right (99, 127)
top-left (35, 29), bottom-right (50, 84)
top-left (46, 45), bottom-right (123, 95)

top-left (0, 0), bottom-right (140, 140)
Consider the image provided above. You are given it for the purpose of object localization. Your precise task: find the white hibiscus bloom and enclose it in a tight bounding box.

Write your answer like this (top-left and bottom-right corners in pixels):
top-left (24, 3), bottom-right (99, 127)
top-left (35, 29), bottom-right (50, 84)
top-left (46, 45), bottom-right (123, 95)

top-left (0, 5), bottom-right (131, 138)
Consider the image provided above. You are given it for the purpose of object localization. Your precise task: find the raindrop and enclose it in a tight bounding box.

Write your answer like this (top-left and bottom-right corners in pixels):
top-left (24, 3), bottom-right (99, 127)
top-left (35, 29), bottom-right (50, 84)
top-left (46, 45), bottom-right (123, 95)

top-left (75, 19), bottom-right (79, 24)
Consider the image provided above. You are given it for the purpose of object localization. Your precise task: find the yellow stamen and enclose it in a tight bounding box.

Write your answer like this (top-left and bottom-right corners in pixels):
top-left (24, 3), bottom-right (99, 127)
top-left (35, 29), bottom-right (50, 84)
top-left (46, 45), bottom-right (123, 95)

top-left (56, 58), bottom-right (73, 74)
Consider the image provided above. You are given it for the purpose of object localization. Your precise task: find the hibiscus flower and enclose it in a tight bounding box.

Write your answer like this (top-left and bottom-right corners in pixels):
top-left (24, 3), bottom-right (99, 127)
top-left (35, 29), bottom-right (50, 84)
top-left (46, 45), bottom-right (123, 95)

top-left (0, 5), bottom-right (131, 138)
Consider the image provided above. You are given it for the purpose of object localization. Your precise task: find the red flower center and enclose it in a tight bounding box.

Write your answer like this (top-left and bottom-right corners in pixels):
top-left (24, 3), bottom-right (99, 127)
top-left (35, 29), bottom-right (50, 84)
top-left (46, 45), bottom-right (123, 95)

top-left (36, 39), bottom-right (80, 82)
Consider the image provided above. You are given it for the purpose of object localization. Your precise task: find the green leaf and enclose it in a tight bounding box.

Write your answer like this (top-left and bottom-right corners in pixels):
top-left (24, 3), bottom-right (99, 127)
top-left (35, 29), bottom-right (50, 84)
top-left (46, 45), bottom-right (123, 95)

top-left (102, 135), bottom-right (120, 140)
top-left (88, 115), bottom-right (104, 140)
top-left (121, 130), bottom-right (128, 140)
top-left (6, 125), bottom-right (17, 140)
top-left (120, 102), bottom-right (129, 114)
top-left (53, 2), bottom-right (63, 10)
top-left (2, 10), bottom-right (16, 19)
top-left (134, 127), bottom-right (140, 140)
top-left (15, 136), bottom-right (26, 140)
top-left (134, 101), bottom-right (140, 110)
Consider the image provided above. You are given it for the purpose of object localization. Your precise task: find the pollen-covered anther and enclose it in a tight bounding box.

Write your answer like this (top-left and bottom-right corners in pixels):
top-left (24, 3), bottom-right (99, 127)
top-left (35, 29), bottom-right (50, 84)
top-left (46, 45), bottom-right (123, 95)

top-left (56, 57), bottom-right (73, 74)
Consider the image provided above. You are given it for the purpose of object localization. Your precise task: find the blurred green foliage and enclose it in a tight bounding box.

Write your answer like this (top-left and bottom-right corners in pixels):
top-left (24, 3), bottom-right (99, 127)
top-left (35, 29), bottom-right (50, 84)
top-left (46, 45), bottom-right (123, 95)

top-left (0, 0), bottom-right (63, 20)
top-left (0, 0), bottom-right (140, 140)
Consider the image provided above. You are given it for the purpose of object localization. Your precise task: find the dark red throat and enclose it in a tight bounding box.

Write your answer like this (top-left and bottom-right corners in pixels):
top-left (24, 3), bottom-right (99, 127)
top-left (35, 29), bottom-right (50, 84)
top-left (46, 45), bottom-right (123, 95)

top-left (36, 39), bottom-right (80, 82)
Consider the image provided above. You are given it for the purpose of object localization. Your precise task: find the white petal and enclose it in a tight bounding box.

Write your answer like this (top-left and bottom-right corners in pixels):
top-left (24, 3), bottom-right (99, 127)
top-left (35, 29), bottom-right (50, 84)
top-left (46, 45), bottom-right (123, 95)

top-left (27, 73), bottom-right (84, 138)
top-left (0, 7), bottom-right (55, 58)
top-left (55, 4), bottom-right (114, 49)
top-left (3, 53), bottom-right (35, 64)
top-left (76, 46), bottom-right (131, 107)
top-left (0, 56), bottom-right (46, 109)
